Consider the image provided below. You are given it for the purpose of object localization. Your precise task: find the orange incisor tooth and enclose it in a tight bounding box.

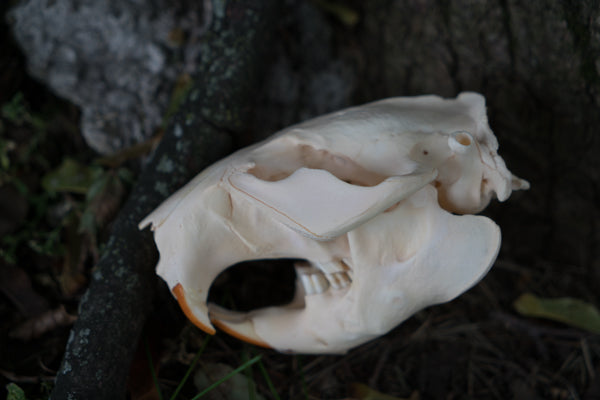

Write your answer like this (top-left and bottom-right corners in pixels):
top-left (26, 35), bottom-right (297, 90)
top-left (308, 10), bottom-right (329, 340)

top-left (211, 318), bottom-right (272, 349)
top-left (172, 284), bottom-right (216, 335)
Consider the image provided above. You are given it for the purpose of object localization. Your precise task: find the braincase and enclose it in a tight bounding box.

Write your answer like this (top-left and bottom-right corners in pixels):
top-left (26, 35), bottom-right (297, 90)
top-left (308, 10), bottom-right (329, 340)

top-left (245, 92), bottom-right (494, 184)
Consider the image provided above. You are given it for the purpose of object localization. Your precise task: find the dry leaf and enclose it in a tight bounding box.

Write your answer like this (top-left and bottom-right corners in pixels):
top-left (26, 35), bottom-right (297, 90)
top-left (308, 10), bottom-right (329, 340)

top-left (0, 261), bottom-right (48, 317)
top-left (9, 305), bottom-right (77, 341)
top-left (42, 158), bottom-right (103, 194)
top-left (194, 363), bottom-right (264, 400)
top-left (57, 212), bottom-right (90, 296)
top-left (514, 293), bottom-right (600, 334)
top-left (349, 383), bottom-right (418, 400)
top-left (313, 0), bottom-right (360, 27)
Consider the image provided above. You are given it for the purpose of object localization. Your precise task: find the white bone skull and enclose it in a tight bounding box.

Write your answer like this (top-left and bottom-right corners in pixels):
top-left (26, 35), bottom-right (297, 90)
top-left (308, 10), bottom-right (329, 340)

top-left (139, 92), bottom-right (529, 354)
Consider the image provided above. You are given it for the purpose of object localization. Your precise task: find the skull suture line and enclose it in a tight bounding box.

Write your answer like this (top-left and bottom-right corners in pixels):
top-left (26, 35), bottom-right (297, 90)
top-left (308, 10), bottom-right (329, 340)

top-left (139, 92), bottom-right (529, 354)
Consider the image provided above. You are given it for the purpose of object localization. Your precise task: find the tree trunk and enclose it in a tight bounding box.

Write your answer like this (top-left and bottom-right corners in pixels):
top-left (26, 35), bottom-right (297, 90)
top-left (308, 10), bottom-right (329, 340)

top-left (50, 1), bottom-right (279, 399)
top-left (356, 0), bottom-right (600, 291)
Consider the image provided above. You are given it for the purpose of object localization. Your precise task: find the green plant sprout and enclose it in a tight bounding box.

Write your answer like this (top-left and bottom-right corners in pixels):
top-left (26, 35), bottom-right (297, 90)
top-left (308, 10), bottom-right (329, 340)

top-left (145, 334), bottom-right (276, 400)
top-left (256, 357), bottom-right (281, 400)
top-left (191, 356), bottom-right (262, 400)
top-left (168, 336), bottom-right (211, 400)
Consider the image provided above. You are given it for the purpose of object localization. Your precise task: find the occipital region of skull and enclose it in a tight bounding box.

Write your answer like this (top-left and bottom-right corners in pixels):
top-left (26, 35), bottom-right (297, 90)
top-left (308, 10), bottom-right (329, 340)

top-left (139, 92), bottom-right (529, 354)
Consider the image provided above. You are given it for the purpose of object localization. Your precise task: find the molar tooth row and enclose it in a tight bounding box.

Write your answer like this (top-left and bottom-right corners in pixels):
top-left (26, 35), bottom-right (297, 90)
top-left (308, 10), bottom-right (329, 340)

top-left (300, 272), bottom-right (329, 295)
top-left (313, 260), bottom-right (349, 274)
top-left (327, 271), bottom-right (352, 289)
top-left (295, 261), bottom-right (352, 295)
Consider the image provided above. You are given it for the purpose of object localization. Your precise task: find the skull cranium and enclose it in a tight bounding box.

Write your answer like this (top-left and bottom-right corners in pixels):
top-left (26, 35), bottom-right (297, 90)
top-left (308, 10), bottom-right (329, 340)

top-left (139, 92), bottom-right (528, 354)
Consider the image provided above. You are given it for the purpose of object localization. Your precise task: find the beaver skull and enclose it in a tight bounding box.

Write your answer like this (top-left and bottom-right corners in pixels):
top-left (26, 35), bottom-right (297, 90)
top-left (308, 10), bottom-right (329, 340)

top-left (139, 92), bottom-right (528, 354)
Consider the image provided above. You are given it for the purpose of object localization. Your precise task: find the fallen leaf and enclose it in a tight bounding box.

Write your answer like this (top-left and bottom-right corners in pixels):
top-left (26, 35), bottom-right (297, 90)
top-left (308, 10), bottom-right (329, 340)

top-left (514, 293), bottom-right (600, 334)
top-left (9, 305), bottom-right (77, 341)
top-left (313, 0), bottom-right (360, 27)
top-left (42, 158), bottom-right (103, 194)
top-left (95, 132), bottom-right (163, 168)
top-left (0, 261), bottom-right (49, 317)
top-left (82, 169), bottom-right (126, 231)
top-left (6, 382), bottom-right (27, 400)
top-left (350, 383), bottom-right (417, 400)
top-left (194, 362), bottom-right (265, 400)
top-left (57, 212), bottom-right (90, 296)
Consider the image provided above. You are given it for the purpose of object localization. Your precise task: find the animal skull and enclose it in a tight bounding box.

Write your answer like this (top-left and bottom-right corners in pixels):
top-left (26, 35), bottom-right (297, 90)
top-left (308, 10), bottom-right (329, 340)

top-left (139, 92), bottom-right (529, 354)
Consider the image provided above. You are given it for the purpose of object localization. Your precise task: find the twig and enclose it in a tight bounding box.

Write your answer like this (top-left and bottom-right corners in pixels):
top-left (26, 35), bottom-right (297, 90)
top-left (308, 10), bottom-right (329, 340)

top-left (580, 338), bottom-right (596, 379)
top-left (0, 369), bottom-right (55, 383)
top-left (368, 343), bottom-right (390, 388)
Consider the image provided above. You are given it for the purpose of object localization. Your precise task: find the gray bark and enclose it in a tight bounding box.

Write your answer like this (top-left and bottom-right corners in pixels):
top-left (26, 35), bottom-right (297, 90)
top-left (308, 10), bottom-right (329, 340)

top-left (50, 1), bottom-right (279, 399)
top-left (356, 0), bottom-right (600, 292)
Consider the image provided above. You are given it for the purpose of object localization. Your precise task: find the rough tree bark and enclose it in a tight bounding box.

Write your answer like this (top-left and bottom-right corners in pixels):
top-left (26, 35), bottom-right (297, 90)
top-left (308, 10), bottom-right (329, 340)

top-left (356, 0), bottom-right (600, 289)
top-left (50, 1), bottom-right (279, 399)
